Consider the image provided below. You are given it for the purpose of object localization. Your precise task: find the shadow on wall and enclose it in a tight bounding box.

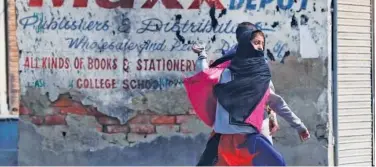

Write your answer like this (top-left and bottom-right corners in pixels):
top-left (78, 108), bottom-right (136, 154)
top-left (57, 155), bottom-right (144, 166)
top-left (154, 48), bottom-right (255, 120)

top-left (0, 119), bottom-right (18, 166)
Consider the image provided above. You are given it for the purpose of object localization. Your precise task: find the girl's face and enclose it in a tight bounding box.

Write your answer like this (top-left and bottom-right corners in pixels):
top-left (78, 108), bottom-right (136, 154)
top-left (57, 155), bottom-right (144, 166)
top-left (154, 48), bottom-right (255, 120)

top-left (251, 34), bottom-right (264, 51)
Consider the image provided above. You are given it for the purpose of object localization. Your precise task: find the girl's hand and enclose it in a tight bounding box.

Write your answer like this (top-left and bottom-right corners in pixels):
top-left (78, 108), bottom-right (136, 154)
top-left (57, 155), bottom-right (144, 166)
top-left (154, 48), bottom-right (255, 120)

top-left (192, 42), bottom-right (205, 54)
top-left (299, 130), bottom-right (310, 142)
top-left (269, 113), bottom-right (279, 135)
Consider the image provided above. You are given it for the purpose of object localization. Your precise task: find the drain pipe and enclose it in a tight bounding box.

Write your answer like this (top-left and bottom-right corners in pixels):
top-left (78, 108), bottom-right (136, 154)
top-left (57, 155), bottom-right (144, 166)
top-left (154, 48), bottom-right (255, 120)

top-left (331, 0), bottom-right (339, 165)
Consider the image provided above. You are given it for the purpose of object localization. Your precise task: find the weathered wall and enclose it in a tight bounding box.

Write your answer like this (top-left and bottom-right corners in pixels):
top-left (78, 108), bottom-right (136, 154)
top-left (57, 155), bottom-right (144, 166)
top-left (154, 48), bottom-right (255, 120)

top-left (17, 0), bottom-right (330, 165)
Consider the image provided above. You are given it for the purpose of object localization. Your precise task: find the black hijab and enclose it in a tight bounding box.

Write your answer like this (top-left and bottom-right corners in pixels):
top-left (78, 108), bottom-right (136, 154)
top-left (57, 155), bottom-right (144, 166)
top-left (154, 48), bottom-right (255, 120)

top-left (213, 28), bottom-right (271, 123)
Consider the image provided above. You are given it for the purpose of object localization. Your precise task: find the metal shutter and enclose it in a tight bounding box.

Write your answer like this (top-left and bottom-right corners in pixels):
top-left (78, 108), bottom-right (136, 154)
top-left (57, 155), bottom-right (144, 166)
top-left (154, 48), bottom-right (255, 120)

top-left (337, 0), bottom-right (373, 165)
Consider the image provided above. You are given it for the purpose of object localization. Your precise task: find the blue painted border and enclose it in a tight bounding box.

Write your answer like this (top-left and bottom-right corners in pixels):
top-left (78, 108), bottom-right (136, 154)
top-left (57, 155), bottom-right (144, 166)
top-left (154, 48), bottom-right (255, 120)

top-left (0, 119), bottom-right (18, 166)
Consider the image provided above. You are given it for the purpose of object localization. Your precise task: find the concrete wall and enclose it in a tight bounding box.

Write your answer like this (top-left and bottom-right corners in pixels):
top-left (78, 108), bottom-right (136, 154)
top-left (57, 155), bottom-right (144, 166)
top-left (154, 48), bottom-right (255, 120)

top-left (17, 0), bottom-right (330, 165)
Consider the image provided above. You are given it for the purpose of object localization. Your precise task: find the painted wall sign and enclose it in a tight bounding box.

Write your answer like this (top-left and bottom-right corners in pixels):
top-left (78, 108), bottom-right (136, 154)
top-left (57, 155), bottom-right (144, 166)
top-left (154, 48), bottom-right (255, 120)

top-left (17, 0), bottom-right (328, 123)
